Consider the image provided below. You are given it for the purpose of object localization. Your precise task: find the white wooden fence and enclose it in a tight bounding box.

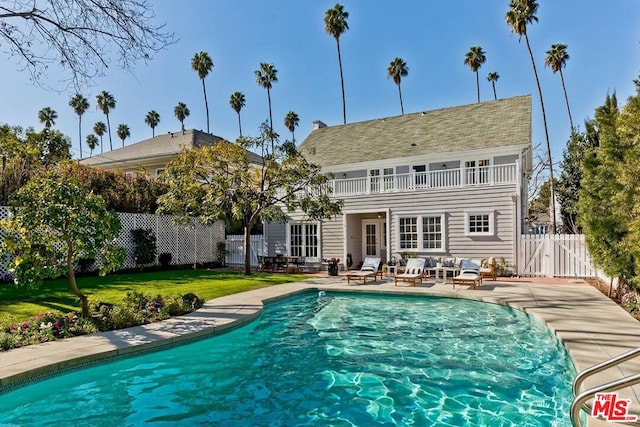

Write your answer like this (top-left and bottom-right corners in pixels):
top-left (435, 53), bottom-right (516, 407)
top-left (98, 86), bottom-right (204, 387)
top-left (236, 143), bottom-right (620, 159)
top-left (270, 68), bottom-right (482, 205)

top-left (225, 235), bottom-right (265, 267)
top-left (0, 206), bottom-right (225, 280)
top-left (519, 234), bottom-right (599, 278)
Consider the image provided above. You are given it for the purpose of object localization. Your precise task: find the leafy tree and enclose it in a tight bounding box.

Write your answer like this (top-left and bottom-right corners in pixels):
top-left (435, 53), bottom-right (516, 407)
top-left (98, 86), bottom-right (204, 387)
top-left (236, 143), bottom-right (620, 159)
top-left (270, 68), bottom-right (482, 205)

top-left (0, 165), bottom-right (125, 317)
top-left (192, 51), bottom-right (214, 133)
top-left (0, 125), bottom-right (71, 203)
top-left (0, 0), bottom-right (175, 89)
top-left (116, 124), bottom-right (130, 147)
top-left (577, 93), bottom-right (635, 286)
top-left (230, 91), bottom-right (246, 137)
top-left (93, 121), bottom-right (107, 154)
top-left (96, 91), bottom-right (116, 151)
top-left (506, 0), bottom-right (556, 233)
top-left (255, 62), bottom-right (278, 144)
top-left (145, 110), bottom-right (160, 137)
top-left (545, 43), bottom-right (574, 131)
top-left (487, 72), bottom-right (499, 100)
top-left (464, 46), bottom-right (486, 103)
top-left (284, 111), bottom-right (300, 142)
top-left (324, 3), bottom-right (349, 125)
top-left (174, 102), bottom-right (190, 134)
top-left (38, 107), bottom-right (57, 129)
top-left (86, 134), bottom-right (99, 157)
top-left (158, 123), bottom-right (343, 275)
top-left (69, 94), bottom-right (89, 159)
top-left (556, 125), bottom-right (597, 233)
top-left (387, 57), bottom-right (409, 115)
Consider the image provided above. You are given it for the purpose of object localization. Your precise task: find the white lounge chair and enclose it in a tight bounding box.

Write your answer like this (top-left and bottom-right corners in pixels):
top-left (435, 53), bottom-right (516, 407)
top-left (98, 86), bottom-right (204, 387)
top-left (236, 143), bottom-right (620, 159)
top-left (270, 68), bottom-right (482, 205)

top-left (452, 259), bottom-right (482, 289)
top-left (346, 257), bottom-right (382, 284)
top-left (394, 258), bottom-right (426, 286)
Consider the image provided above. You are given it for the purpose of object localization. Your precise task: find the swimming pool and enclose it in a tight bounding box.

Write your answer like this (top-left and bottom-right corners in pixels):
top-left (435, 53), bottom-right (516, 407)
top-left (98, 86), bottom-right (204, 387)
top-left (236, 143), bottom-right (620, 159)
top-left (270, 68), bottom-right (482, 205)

top-left (0, 293), bottom-right (575, 426)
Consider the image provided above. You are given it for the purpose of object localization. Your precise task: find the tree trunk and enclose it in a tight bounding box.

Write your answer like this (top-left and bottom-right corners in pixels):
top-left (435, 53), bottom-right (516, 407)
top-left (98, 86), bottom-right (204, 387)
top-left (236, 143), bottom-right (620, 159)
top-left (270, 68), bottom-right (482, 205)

top-left (398, 83), bottom-right (404, 115)
top-left (336, 38), bottom-right (346, 125)
top-left (66, 238), bottom-right (89, 317)
top-left (78, 115), bottom-right (83, 160)
top-left (525, 33), bottom-right (556, 234)
top-left (559, 69), bottom-right (574, 131)
top-left (202, 79), bottom-right (210, 133)
top-left (492, 82), bottom-right (497, 100)
top-left (475, 70), bottom-right (480, 103)
top-left (106, 114), bottom-right (113, 151)
top-left (243, 223), bottom-right (253, 275)
top-left (237, 112), bottom-right (243, 137)
top-left (267, 88), bottom-right (274, 150)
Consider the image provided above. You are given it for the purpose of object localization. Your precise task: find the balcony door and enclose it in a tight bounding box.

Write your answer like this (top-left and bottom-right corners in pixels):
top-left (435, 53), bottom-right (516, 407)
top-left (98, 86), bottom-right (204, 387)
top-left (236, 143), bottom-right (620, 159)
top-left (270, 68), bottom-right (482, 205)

top-left (362, 219), bottom-right (387, 263)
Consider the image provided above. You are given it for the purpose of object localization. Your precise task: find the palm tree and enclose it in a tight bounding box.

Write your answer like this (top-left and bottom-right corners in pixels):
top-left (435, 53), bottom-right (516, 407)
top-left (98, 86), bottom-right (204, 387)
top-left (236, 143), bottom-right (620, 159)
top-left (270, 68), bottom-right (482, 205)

top-left (145, 110), bottom-right (160, 137)
top-left (545, 43), bottom-right (573, 130)
top-left (464, 46), bottom-right (486, 103)
top-left (284, 111), bottom-right (300, 142)
top-left (69, 94), bottom-right (89, 159)
top-left (86, 134), bottom-right (98, 157)
top-left (174, 102), bottom-right (190, 134)
top-left (487, 72), bottom-right (500, 100)
top-left (506, 0), bottom-right (556, 233)
top-left (93, 121), bottom-right (107, 154)
top-left (255, 62), bottom-right (278, 143)
top-left (96, 91), bottom-right (116, 151)
top-left (191, 51), bottom-right (214, 133)
top-left (387, 57), bottom-right (409, 115)
top-left (229, 91), bottom-right (246, 137)
top-left (324, 3), bottom-right (349, 125)
top-left (38, 107), bottom-right (57, 129)
top-left (116, 124), bottom-right (130, 147)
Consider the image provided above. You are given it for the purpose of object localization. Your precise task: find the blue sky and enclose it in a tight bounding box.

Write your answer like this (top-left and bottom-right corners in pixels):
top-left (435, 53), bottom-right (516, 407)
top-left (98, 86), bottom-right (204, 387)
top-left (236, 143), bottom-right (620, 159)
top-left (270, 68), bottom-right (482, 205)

top-left (1, 1), bottom-right (639, 166)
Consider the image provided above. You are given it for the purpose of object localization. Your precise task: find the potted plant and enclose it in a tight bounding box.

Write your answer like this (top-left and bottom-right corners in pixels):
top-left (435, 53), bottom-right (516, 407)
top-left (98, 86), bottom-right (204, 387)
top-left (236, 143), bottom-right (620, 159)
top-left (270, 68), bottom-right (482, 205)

top-left (324, 257), bottom-right (340, 276)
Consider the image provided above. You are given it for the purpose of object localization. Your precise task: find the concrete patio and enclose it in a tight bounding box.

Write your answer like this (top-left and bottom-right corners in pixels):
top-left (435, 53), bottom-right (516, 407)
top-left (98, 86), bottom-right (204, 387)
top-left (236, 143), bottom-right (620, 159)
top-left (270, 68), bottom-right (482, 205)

top-left (1, 275), bottom-right (639, 426)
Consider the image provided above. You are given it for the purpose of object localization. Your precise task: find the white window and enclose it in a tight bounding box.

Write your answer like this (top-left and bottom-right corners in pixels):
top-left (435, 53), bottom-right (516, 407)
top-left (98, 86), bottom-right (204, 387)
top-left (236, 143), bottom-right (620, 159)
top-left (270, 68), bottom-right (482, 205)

top-left (399, 214), bottom-right (445, 251)
top-left (155, 168), bottom-right (165, 178)
top-left (289, 223), bottom-right (318, 259)
top-left (399, 217), bottom-right (418, 249)
top-left (465, 211), bottom-right (495, 236)
top-left (422, 215), bottom-right (443, 250)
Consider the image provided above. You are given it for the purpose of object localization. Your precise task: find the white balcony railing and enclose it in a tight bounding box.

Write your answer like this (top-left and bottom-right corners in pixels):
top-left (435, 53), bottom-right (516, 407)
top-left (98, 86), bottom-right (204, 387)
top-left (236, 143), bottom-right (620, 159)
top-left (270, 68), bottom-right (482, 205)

top-left (331, 164), bottom-right (517, 197)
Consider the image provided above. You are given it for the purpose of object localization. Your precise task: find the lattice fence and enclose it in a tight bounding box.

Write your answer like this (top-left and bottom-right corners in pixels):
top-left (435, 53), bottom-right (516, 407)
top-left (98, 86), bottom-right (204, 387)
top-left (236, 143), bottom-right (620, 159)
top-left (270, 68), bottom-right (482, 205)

top-left (0, 206), bottom-right (225, 280)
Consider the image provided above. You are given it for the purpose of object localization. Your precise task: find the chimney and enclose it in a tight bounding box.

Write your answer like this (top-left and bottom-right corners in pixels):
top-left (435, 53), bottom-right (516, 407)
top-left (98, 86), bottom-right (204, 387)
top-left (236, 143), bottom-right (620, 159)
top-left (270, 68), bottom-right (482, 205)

top-left (313, 120), bottom-right (327, 130)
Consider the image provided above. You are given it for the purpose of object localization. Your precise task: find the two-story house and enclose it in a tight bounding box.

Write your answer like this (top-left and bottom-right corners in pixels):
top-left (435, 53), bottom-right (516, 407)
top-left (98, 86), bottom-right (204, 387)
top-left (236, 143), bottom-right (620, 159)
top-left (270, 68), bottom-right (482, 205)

top-left (264, 95), bottom-right (532, 271)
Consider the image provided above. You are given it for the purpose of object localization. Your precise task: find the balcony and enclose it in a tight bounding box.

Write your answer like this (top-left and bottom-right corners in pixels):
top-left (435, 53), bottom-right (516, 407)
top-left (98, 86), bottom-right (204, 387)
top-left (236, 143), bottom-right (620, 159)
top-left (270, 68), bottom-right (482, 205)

top-left (331, 164), bottom-right (518, 197)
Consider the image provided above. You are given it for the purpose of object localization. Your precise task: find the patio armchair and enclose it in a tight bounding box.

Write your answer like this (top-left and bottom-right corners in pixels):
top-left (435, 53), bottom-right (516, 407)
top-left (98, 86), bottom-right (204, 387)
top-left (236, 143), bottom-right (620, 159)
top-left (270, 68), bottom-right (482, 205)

top-left (480, 257), bottom-right (497, 281)
top-left (394, 258), bottom-right (426, 287)
top-left (346, 257), bottom-right (382, 285)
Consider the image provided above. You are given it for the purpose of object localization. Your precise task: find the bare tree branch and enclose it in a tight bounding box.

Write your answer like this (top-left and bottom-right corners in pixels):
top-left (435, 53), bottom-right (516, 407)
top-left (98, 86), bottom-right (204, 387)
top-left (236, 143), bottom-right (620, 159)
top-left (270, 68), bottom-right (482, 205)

top-left (0, 0), bottom-right (176, 90)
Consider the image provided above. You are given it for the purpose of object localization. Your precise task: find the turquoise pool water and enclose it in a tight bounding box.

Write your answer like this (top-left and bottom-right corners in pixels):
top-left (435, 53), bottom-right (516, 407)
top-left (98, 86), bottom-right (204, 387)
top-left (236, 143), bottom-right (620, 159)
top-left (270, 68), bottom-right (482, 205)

top-left (0, 293), bottom-right (575, 426)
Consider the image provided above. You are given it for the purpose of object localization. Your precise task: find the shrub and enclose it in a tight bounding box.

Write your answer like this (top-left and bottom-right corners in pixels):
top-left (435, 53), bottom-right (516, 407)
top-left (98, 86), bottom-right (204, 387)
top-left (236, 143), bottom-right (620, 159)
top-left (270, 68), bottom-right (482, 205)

top-left (131, 228), bottom-right (157, 266)
top-left (0, 291), bottom-right (204, 351)
top-left (158, 252), bottom-right (172, 267)
top-left (216, 241), bottom-right (227, 266)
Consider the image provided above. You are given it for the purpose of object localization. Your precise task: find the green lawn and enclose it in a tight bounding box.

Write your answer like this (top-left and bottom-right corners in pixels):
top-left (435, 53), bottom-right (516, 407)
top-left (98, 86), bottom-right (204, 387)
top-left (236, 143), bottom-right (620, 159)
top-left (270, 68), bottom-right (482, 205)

top-left (0, 269), bottom-right (311, 322)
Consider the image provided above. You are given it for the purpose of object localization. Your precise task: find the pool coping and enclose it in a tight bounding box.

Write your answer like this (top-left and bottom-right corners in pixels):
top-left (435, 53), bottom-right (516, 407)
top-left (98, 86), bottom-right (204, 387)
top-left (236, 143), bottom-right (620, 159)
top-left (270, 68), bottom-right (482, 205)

top-left (1, 276), bottom-right (639, 426)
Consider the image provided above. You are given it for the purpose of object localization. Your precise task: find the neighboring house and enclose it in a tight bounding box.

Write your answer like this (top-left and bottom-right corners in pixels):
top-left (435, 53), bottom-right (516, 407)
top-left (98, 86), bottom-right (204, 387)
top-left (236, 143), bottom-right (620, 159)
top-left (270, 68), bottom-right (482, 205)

top-left (80, 129), bottom-right (262, 178)
top-left (264, 95), bottom-right (532, 271)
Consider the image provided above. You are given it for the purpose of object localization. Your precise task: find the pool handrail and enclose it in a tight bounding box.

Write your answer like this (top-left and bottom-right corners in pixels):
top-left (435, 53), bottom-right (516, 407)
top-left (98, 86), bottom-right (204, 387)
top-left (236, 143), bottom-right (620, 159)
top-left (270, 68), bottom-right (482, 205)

top-left (571, 346), bottom-right (640, 427)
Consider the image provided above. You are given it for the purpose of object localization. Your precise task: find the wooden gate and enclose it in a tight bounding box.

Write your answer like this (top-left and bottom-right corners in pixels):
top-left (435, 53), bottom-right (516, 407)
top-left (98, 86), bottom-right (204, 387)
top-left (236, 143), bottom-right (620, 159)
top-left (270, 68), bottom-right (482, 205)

top-left (225, 235), bottom-right (265, 267)
top-left (519, 234), bottom-right (597, 278)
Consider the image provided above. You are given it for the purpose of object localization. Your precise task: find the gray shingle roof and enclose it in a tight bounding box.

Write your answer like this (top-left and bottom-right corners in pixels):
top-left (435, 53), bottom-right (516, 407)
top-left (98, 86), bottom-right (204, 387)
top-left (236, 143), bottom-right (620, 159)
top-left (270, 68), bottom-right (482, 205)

top-left (299, 95), bottom-right (532, 167)
top-left (80, 129), bottom-right (263, 167)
